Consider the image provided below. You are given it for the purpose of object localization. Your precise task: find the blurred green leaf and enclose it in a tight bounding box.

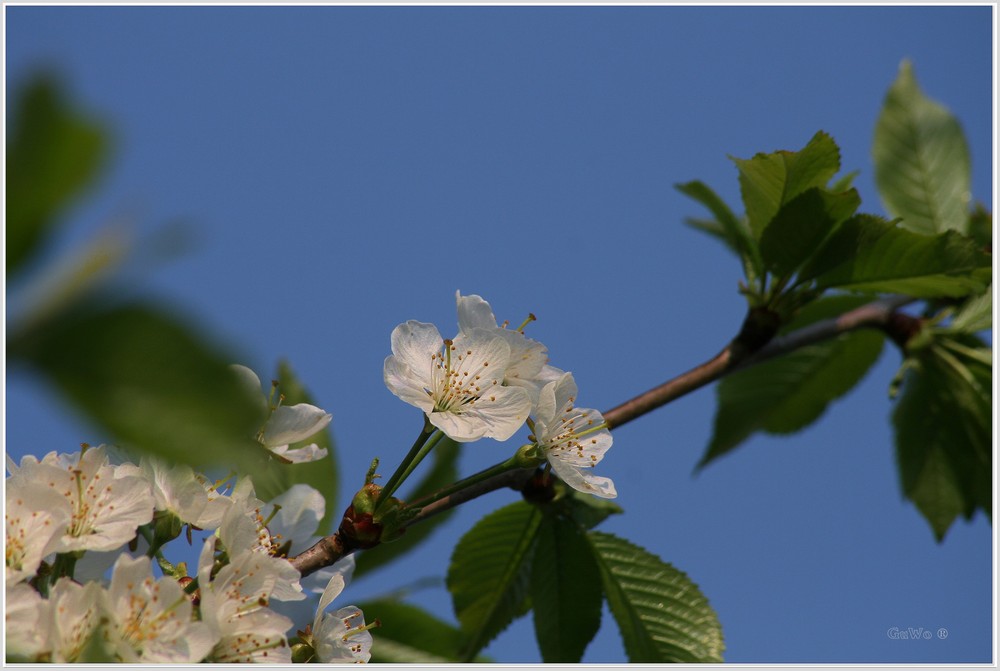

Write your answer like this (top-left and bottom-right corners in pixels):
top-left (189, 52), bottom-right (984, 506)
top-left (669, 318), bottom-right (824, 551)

top-left (9, 302), bottom-right (264, 470)
top-left (873, 60), bottom-right (971, 235)
top-left (759, 187), bottom-right (860, 277)
top-left (731, 130), bottom-right (841, 239)
top-left (531, 512), bottom-right (602, 662)
top-left (6, 73), bottom-right (108, 276)
top-left (700, 295), bottom-right (885, 469)
top-left (893, 337), bottom-right (991, 540)
top-left (250, 359), bottom-right (339, 536)
top-left (447, 500), bottom-right (541, 661)
top-left (966, 203), bottom-right (992, 250)
top-left (945, 285), bottom-right (992, 335)
top-left (356, 599), bottom-right (489, 663)
top-left (802, 215), bottom-right (991, 297)
top-left (354, 437), bottom-right (462, 578)
top-left (589, 531), bottom-right (724, 663)
top-left (676, 180), bottom-right (762, 280)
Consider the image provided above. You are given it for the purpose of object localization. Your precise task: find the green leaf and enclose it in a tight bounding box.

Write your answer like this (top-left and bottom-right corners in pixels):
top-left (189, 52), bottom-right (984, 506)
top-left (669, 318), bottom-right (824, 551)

top-left (356, 599), bottom-right (489, 663)
top-left (873, 60), bottom-right (972, 235)
top-left (893, 337), bottom-right (991, 540)
top-left (700, 298), bottom-right (885, 468)
top-left (967, 202), bottom-right (992, 250)
top-left (250, 359), bottom-right (339, 536)
top-left (447, 500), bottom-right (542, 660)
top-left (530, 512), bottom-right (603, 662)
top-left (588, 531), bottom-right (724, 663)
top-left (759, 187), bottom-right (860, 277)
top-left (731, 130), bottom-right (841, 239)
top-left (676, 180), bottom-right (762, 279)
top-left (354, 437), bottom-right (461, 578)
top-left (6, 73), bottom-right (108, 276)
top-left (946, 285), bottom-right (992, 335)
top-left (802, 214), bottom-right (991, 297)
top-left (558, 487), bottom-right (624, 531)
top-left (9, 302), bottom-right (264, 470)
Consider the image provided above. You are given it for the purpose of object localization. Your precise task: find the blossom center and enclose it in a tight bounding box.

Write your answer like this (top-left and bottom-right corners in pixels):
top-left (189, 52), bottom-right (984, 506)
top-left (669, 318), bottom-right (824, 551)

top-left (428, 339), bottom-right (498, 414)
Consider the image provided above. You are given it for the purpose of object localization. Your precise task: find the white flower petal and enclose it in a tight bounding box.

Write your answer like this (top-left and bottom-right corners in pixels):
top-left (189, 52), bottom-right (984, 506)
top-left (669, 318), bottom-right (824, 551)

top-left (262, 403), bottom-right (332, 447)
top-left (390, 320), bottom-right (444, 372)
top-left (456, 291), bottom-right (499, 331)
top-left (384, 354), bottom-right (436, 411)
top-left (549, 457), bottom-right (618, 499)
top-left (269, 484), bottom-right (325, 550)
top-left (268, 443), bottom-right (329, 464)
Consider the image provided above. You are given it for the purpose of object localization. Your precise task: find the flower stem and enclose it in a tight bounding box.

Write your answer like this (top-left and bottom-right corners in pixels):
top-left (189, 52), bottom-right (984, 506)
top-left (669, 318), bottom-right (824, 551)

top-left (407, 454), bottom-right (521, 510)
top-left (376, 419), bottom-right (439, 508)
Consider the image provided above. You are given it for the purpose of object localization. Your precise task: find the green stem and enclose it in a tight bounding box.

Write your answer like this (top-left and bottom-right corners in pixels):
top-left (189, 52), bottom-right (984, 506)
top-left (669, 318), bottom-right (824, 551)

top-left (408, 454), bottom-right (522, 510)
top-left (376, 419), bottom-right (438, 508)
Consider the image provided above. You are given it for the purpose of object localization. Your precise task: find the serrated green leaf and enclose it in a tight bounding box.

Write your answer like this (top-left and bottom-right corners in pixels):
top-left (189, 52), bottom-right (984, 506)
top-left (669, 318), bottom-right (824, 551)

top-left (354, 437), bottom-right (461, 578)
top-left (759, 187), bottom-right (860, 277)
top-left (589, 531), bottom-right (724, 663)
top-left (873, 60), bottom-right (971, 235)
top-left (250, 359), bottom-right (339, 536)
top-left (700, 327), bottom-right (884, 469)
top-left (732, 130), bottom-right (841, 239)
top-left (893, 337), bottom-right (991, 540)
top-left (530, 512), bottom-right (602, 662)
top-left (802, 215), bottom-right (991, 297)
top-left (447, 500), bottom-right (542, 660)
top-left (676, 180), bottom-right (762, 279)
top-left (9, 302), bottom-right (264, 470)
top-left (356, 599), bottom-right (489, 663)
top-left (6, 74), bottom-right (109, 276)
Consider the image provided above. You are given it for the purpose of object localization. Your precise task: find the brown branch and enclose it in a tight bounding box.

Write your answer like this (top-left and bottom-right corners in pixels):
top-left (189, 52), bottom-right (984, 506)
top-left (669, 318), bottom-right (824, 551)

top-left (603, 295), bottom-right (913, 430)
top-left (289, 295), bottom-right (914, 578)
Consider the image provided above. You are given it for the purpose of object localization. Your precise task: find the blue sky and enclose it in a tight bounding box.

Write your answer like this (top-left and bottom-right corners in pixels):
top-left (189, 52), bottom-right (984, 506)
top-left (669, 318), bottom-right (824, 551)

top-left (4, 5), bottom-right (994, 664)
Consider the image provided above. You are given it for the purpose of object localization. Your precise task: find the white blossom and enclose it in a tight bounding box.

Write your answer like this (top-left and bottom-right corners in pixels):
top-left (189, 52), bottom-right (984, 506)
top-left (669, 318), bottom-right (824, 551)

top-left (45, 577), bottom-right (108, 662)
top-left (456, 291), bottom-right (552, 402)
top-left (102, 554), bottom-right (216, 662)
top-left (197, 537), bottom-right (296, 663)
top-left (384, 320), bottom-right (532, 442)
top-left (7, 445), bottom-right (154, 553)
top-left (5, 475), bottom-right (71, 584)
top-left (231, 364), bottom-right (332, 463)
top-left (310, 557), bottom-right (372, 663)
top-left (533, 372), bottom-right (617, 499)
top-left (4, 582), bottom-right (50, 660)
top-left (219, 477), bottom-right (306, 603)
top-left (140, 456), bottom-right (232, 530)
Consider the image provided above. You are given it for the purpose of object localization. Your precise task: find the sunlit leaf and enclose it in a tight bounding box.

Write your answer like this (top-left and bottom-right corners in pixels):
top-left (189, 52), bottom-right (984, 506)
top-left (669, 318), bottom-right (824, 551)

top-left (873, 60), bottom-right (971, 235)
top-left (447, 500), bottom-right (541, 660)
top-left (677, 180), bottom-right (761, 279)
top-left (802, 215), bottom-right (991, 297)
top-left (589, 532), bottom-right (724, 663)
top-left (731, 130), bottom-right (840, 239)
top-left (530, 512), bottom-right (602, 662)
top-left (759, 187), bottom-right (860, 277)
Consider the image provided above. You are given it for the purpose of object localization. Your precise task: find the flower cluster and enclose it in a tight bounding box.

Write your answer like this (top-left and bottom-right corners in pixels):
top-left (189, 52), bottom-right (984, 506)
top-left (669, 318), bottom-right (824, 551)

top-left (384, 292), bottom-right (616, 498)
top-left (5, 439), bottom-right (371, 663)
